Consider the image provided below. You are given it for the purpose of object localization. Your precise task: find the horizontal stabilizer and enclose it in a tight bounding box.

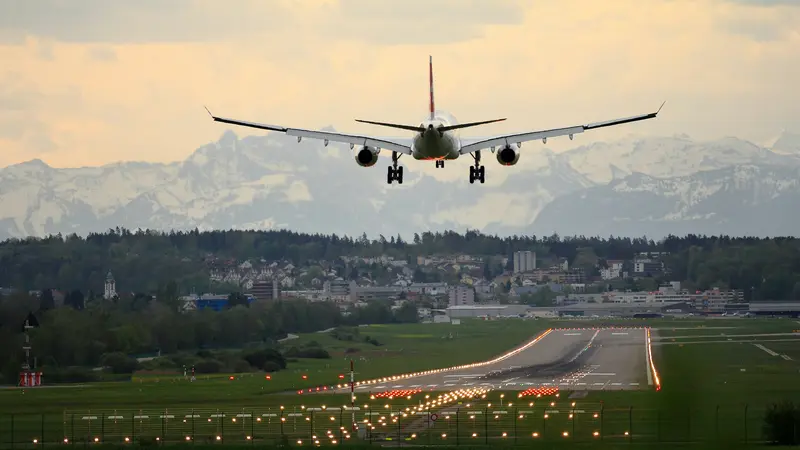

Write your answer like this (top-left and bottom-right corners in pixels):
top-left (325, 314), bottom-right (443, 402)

top-left (438, 118), bottom-right (506, 132)
top-left (355, 119), bottom-right (425, 133)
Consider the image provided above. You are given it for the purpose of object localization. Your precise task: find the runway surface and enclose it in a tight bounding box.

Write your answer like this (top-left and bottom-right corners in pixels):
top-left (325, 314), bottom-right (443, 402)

top-left (337, 328), bottom-right (650, 393)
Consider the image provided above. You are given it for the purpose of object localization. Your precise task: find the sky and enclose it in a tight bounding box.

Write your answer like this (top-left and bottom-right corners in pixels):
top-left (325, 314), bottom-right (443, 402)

top-left (0, 0), bottom-right (799, 169)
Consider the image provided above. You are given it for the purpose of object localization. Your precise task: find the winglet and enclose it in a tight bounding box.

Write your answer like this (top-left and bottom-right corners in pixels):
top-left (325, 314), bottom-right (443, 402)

top-left (656, 101), bottom-right (666, 115)
top-left (204, 105), bottom-right (215, 118)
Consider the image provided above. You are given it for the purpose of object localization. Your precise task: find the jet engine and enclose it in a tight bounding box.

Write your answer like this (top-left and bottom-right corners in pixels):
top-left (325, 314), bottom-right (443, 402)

top-left (355, 145), bottom-right (380, 167)
top-left (496, 144), bottom-right (521, 166)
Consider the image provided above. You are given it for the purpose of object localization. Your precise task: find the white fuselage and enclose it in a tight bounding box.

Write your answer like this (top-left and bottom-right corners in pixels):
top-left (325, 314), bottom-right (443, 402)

top-left (411, 111), bottom-right (461, 160)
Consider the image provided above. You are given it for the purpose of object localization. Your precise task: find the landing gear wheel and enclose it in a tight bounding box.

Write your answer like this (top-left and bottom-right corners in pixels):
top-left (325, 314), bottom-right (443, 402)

top-left (387, 151), bottom-right (403, 184)
top-left (469, 151), bottom-right (485, 184)
top-left (435, 160), bottom-right (445, 168)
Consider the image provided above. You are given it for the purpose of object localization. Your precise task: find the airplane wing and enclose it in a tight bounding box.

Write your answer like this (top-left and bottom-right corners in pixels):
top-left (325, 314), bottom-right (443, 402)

top-left (205, 107), bottom-right (412, 155)
top-left (458, 102), bottom-right (665, 155)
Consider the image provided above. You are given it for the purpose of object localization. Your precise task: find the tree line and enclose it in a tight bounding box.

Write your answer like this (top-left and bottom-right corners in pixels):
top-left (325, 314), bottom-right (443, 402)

top-left (0, 288), bottom-right (419, 384)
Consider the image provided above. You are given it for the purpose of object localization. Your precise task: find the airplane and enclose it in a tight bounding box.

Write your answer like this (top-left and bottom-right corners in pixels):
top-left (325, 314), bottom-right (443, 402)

top-left (205, 56), bottom-right (665, 185)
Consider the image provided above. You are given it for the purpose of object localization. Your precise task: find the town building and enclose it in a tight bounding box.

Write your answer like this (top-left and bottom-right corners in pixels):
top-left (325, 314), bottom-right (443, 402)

top-left (513, 251), bottom-right (536, 273)
top-left (448, 285), bottom-right (475, 306)
top-left (249, 280), bottom-right (280, 301)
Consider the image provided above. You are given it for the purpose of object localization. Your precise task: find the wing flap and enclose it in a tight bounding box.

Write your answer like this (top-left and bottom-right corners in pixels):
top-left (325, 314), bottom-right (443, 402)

top-left (286, 129), bottom-right (411, 154)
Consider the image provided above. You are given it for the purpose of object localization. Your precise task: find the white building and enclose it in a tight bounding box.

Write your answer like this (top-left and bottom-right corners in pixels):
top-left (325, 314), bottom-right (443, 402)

top-left (513, 251), bottom-right (536, 273)
top-left (104, 271), bottom-right (117, 300)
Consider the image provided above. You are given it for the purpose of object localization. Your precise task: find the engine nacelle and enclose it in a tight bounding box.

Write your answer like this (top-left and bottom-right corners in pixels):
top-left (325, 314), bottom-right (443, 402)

top-left (355, 146), bottom-right (380, 167)
top-left (496, 144), bottom-right (521, 166)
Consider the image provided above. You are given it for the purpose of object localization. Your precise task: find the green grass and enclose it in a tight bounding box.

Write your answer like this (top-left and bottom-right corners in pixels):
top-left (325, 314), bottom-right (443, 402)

top-left (1, 317), bottom-right (799, 448)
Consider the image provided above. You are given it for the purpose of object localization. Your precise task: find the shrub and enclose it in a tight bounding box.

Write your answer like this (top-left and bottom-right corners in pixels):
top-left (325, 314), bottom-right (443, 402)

top-left (232, 359), bottom-right (252, 373)
top-left (262, 361), bottom-right (282, 372)
top-left (364, 336), bottom-right (382, 346)
top-left (100, 352), bottom-right (140, 374)
top-left (763, 401), bottom-right (800, 445)
top-left (194, 359), bottom-right (223, 374)
top-left (242, 347), bottom-right (286, 370)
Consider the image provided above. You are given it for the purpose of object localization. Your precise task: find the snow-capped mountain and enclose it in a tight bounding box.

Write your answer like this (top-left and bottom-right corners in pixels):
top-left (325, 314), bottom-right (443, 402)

top-left (764, 130), bottom-right (800, 156)
top-left (532, 164), bottom-right (800, 238)
top-left (0, 130), bottom-right (591, 240)
top-left (1, 130), bottom-right (798, 240)
top-left (556, 134), bottom-right (800, 184)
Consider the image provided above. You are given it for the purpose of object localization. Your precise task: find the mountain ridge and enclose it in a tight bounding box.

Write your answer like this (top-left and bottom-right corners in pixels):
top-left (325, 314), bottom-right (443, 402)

top-left (2, 130), bottom-right (799, 240)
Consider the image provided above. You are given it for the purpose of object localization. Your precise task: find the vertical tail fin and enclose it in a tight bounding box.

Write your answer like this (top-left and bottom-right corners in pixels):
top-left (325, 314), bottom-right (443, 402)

top-left (429, 55), bottom-right (435, 120)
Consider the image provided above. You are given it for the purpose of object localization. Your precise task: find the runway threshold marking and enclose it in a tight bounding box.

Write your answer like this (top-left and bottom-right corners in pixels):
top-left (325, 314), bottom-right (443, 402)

top-left (565, 333), bottom-right (582, 336)
top-left (612, 332), bottom-right (629, 335)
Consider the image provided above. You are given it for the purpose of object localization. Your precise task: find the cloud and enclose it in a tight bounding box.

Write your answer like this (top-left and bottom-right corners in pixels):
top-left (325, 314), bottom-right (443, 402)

top-left (716, 0), bottom-right (800, 40)
top-left (0, 0), bottom-right (293, 43)
top-left (86, 46), bottom-right (117, 62)
top-left (322, 0), bottom-right (527, 45)
top-left (725, 0), bottom-right (800, 6)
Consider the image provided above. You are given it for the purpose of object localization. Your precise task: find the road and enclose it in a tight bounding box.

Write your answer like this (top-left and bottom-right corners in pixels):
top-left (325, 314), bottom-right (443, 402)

top-left (338, 328), bottom-right (650, 394)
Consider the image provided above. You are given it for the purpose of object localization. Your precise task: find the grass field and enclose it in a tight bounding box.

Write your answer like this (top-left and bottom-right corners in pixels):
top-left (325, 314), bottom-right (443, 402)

top-left (1, 316), bottom-right (799, 448)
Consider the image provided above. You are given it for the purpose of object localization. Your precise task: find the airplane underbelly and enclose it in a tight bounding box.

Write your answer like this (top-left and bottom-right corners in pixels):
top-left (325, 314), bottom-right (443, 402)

top-left (413, 133), bottom-right (458, 160)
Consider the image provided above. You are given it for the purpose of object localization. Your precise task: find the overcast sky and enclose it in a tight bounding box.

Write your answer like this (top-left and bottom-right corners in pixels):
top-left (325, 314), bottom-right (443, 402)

top-left (1, 0), bottom-right (798, 168)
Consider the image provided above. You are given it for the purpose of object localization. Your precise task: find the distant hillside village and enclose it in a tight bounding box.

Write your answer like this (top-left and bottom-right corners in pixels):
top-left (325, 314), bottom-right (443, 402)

top-left (169, 250), bottom-right (795, 319)
top-left (3, 247), bottom-right (799, 320)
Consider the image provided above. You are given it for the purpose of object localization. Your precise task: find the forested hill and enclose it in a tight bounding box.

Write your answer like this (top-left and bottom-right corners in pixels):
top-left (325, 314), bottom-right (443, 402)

top-left (0, 228), bottom-right (799, 300)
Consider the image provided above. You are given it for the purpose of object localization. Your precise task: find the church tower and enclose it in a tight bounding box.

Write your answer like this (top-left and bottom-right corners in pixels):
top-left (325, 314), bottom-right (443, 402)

top-left (104, 271), bottom-right (117, 299)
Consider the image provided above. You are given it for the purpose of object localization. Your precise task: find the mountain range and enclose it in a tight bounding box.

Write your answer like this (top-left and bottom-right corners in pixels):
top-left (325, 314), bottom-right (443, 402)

top-left (1, 129), bottom-right (799, 241)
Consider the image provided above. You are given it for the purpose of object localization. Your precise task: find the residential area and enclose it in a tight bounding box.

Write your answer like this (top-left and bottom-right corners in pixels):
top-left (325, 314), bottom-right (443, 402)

top-left (180, 250), bottom-right (800, 319)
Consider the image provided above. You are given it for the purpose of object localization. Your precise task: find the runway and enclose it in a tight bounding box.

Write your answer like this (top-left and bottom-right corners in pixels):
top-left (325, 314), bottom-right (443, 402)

top-left (335, 328), bottom-right (650, 393)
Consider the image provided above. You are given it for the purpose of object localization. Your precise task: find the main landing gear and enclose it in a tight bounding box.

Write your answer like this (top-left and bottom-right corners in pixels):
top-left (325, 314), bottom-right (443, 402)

top-left (469, 150), bottom-right (485, 184)
top-left (435, 160), bottom-right (445, 168)
top-left (387, 151), bottom-right (403, 184)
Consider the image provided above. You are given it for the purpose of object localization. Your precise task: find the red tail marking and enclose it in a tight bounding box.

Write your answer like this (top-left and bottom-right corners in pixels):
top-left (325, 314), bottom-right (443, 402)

top-left (429, 55), bottom-right (435, 120)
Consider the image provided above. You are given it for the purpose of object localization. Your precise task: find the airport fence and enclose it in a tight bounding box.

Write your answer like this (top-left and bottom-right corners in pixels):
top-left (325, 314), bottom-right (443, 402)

top-left (0, 403), bottom-right (783, 448)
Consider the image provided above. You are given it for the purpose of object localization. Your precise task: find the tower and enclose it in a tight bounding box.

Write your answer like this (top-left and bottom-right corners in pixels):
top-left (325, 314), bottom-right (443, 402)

top-left (104, 271), bottom-right (117, 299)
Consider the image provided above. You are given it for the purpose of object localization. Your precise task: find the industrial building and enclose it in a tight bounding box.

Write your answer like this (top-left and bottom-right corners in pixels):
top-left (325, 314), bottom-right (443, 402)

top-left (555, 301), bottom-right (695, 317)
top-left (181, 294), bottom-right (256, 312)
top-left (439, 301), bottom-right (697, 320)
top-left (748, 301), bottom-right (800, 317)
